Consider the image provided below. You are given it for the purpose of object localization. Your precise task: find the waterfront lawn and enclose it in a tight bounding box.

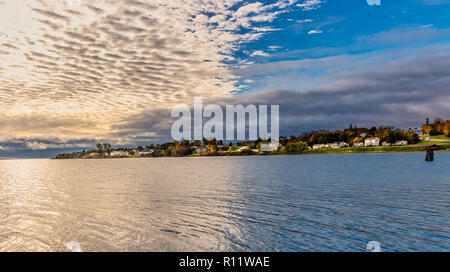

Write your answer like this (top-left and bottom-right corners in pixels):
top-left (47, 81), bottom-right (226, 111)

top-left (430, 135), bottom-right (450, 140)
top-left (421, 134), bottom-right (450, 140)
top-left (304, 146), bottom-right (428, 154)
top-left (303, 144), bottom-right (450, 154)
top-left (418, 140), bottom-right (450, 146)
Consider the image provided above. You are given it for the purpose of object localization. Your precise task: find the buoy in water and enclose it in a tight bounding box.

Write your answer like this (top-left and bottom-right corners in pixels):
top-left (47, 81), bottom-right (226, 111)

top-left (426, 149), bottom-right (434, 161)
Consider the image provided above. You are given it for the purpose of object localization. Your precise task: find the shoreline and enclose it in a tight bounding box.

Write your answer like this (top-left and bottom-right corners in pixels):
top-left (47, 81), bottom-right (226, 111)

top-left (52, 147), bottom-right (450, 160)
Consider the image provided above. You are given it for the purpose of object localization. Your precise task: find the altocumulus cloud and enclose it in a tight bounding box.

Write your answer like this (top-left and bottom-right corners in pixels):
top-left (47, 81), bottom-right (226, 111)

top-left (0, 0), bottom-right (300, 156)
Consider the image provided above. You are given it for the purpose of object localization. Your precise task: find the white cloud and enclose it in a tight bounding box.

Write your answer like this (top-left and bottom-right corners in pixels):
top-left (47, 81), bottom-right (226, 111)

top-left (308, 30), bottom-right (323, 34)
top-left (25, 141), bottom-right (49, 150)
top-left (268, 45), bottom-right (282, 51)
top-left (297, 0), bottom-right (323, 11)
top-left (24, 140), bottom-right (93, 150)
top-left (0, 0), bottom-right (299, 149)
top-left (297, 19), bottom-right (313, 23)
top-left (253, 27), bottom-right (282, 32)
top-left (250, 50), bottom-right (271, 57)
top-left (235, 2), bottom-right (265, 17)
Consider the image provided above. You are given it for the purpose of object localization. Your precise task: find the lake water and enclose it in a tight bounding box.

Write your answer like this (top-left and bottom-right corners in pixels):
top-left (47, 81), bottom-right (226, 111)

top-left (0, 153), bottom-right (449, 252)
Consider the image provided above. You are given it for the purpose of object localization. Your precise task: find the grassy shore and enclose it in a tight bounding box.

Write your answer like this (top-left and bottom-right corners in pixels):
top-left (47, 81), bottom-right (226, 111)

top-left (55, 140), bottom-right (450, 159)
top-left (424, 135), bottom-right (450, 141)
top-left (265, 141), bottom-right (450, 156)
top-left (303, 145), bottom-right (449, 155)
top-left (306, 141), bottom-right (450, 154)
top-left (197, 143), bottom-right (450, 157)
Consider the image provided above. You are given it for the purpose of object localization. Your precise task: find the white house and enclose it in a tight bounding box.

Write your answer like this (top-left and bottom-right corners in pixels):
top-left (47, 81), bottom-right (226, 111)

top-left (237, 146), bottom-right (250, 152)
top-left (365, 137), bottom-right (380, 147)
top-left (312, 144), bottom-right (327, 149)
top-left (394, 140), bottom-right (408, 146)
top-left (111, 150), bottom-right (129, 157)
top-left (261, 141), bottom-right (279, 152)
top-left (326, 143), bottom-right (340, 149)
top-left (337, 142), bottom-right (349, 148)
top-left (353, 142), bottom-right (364, 147)
top-left (382, 141), bottom-right (391, 146)
top-left (195, 147), bottom-right (207, 154)
top-left (138, 150), bottom-right (154, 156)
top-left (312, 142), bottom-right (347, 149)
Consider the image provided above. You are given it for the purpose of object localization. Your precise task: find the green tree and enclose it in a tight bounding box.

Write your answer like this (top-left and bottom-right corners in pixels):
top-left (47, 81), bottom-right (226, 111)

top-left (285, 141), bottom-right (308, 153)
top-left (96, 143), bottom-right (104, 155)
top-left (443, 120), bottom-right (450, 137)
top-left (102, 143), bottom-right (112, 155)
top-left (256, 142), bottom-right (262, 152)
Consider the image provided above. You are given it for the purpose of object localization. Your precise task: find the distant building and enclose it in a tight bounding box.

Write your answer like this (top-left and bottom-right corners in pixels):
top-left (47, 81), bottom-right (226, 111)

top-left (195, 147), bottom-right (207, 154)
top-left (394, 140), bottom-right (408, 146)
top-left (365, 137), bottom-right (380, 147)
top-left (312, 142), bottom-right (348, 149)
top-left (216, 145), bottom-right (225, 151)
top-left (261, 141), bottom-right (279, 152)
top-left (336, 142), bottom-right (349, 148)
top-left (326, 143), bottom-right (339, 149)
top-left (353, 142), bottom-right (364, 147)
top-left (312, 144), bottom-right (327, 149)
top-left (237, 146), bottom-right (250, 152)
top-left (138, 150), bottom-right (154, 156)
top-left (111, 151), bottom-right (129, 157)
top-left (382, 141), bottom-right (391, 146)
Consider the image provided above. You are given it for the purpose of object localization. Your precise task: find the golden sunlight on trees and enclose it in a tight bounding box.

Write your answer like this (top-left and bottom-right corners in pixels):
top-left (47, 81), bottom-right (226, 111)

top-left (422, 124), bottom-right (433, 134)
top-left (422, 117), bottom-right (450, 136)
top-left (444, 120), bottom-right (450, 137)
top-left (433, 118), bottom-right (444, 132)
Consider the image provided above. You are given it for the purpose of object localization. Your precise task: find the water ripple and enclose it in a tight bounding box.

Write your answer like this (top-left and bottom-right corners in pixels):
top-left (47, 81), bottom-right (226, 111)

top-left (0, 154), bottom-right (449, 251)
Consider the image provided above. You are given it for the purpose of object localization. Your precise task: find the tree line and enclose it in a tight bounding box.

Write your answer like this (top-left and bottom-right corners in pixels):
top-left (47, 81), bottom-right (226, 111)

top-left (421, 118), bottom-right (450, 136)
top-left (56, 119), bottom-right (448, 159)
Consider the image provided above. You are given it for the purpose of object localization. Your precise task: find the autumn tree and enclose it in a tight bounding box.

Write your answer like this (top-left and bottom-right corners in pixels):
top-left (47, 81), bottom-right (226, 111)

top-left (432, 118), bottom-right (444, 134)
top-left (422, 124), bottom-right (433, 134)
top-left (174, 141), bottom-right (181, 149)
top-left (443, 120), bottom-right (450, 137)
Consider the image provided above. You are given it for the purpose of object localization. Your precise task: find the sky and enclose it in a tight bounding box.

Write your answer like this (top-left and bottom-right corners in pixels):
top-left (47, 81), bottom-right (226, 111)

top-left (1, 0), bottom-right (450, 157)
